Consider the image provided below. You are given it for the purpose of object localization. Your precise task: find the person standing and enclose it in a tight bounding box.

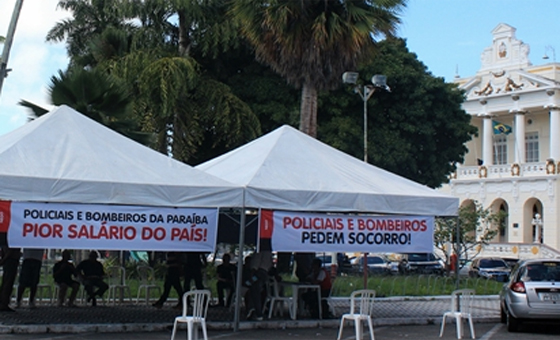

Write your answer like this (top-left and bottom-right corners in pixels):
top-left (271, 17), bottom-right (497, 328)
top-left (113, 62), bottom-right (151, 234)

top-left (183, 252), bottom-right (206, 292)
top-left (76, 251), bottom-right (108, 306)
top-left (216, 253), bottom-right (236, 307)
top-left (153, 251), bottom-right (183, 309)
top-left (15, 248), bottom-right (44, 308)
top-left (0, 247), bottom-right (21, 312)
top-left (52, 249), bottom-right (80, 307)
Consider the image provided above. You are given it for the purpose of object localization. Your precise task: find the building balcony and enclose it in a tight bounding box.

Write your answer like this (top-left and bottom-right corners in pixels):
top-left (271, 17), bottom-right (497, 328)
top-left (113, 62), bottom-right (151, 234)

top-left (452, 161), bottom-right (556, 181)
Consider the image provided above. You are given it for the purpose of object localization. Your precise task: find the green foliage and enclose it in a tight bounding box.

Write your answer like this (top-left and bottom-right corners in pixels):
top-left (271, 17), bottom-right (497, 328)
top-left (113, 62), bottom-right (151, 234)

top-left (43, 0), bottom-right (473, 179)
top-left (197, 45), bottom-right (300, 136)
top-left (229, 0), bottom-right (406, 137)
top-left (320, 38), bottom-right (477, 188)
top-left (48, 67), bottom-right (153, 145)
top-left (47, 0), bottom-right (136, 59)
top-left (330, 275), bottom-right (503, 297)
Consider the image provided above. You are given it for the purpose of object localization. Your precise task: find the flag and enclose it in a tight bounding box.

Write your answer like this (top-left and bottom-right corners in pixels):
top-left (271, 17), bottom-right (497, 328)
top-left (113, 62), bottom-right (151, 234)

top-left (492, 120), bottom-right (512, 135)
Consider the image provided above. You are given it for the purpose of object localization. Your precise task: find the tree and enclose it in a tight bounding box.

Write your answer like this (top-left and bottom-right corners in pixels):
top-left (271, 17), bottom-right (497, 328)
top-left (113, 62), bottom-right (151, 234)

top-left (46, 0), bottom-right (135, 59)
top-left (434, 202), bottom-right (507, 273)
top-left (197, 43), bottom-right (301, 135)
top-left (20, 67), bottom-right (151, 145)
top-left (229, 0), bottom-right (406, 138)
top-left (320, 38), bottom-right (477, 187)
top-left (45, 0), bottom-right (260, 163)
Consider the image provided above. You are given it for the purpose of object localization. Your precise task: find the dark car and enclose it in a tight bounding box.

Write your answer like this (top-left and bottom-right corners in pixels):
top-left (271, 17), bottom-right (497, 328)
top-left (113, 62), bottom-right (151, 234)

top-left (468, 257), bottom-right (511, 282)
top-left (400, 253), bottom-right (444, 275)
top-left (500, 259), bottom-right (560, 332)
top-left (350, 254), bottom-right (392, 275)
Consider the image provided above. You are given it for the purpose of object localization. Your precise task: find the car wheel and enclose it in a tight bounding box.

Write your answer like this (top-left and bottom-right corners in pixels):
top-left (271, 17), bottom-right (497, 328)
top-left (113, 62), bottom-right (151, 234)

top-left (500, 304), bottom-right (507, 324)
top-left (506, 308), bottom-right (520, 332)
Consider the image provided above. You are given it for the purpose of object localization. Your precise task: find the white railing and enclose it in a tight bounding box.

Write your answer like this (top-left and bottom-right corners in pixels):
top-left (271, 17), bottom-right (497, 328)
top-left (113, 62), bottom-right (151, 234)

top-left (454, 162), bottom-right (548, 181)
top-left (481, 242), bottom-right (560, 259)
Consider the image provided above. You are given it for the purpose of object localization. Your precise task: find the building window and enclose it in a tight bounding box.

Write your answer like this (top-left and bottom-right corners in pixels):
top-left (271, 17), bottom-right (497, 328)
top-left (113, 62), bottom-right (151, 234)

top-left (493, 135), bottom-right (507, 165)
top-left (526, 132), bottom-right (539, 163)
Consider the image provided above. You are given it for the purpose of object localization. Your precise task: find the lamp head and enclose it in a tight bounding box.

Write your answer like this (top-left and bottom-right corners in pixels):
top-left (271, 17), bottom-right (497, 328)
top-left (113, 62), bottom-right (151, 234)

top-left (372, 74), bottom-right (390, 91)
top-left (342, 71), bottom-right (359, 84)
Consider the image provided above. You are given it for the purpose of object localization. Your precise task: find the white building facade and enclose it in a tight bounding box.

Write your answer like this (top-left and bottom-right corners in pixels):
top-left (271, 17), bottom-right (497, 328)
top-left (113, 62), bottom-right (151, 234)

top-left (439, 23), bottom-right (560, 258)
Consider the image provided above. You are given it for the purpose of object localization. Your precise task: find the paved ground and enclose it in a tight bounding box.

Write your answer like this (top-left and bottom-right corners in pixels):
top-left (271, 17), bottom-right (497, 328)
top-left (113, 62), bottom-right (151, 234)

top-left (0, 295), bottom-right (500, 335)
top-left (4, 322), bottom-right (560, 340)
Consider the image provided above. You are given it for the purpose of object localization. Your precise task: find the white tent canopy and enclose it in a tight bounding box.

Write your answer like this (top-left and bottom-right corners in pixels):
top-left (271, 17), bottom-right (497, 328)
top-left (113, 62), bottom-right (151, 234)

top-left (197, 125), bottom-right (458, 216)
top-left (0, 105), bottom-right (243, 207)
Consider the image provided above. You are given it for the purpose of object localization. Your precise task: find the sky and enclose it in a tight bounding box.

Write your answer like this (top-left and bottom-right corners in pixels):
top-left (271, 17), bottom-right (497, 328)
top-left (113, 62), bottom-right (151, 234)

top-left (1, 0), bottom-right (560, 137)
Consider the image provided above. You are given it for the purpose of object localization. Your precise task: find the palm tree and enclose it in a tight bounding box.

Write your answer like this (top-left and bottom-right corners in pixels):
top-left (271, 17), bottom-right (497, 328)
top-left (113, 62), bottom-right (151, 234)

top-left (46, 0), bottom-right (260, 162)
top-left (47, 0), bottom-right (135, 59)
top-left (229, 0), bottom-right (406, 137)
top-left (21, 67), bottom-right (152, 145)
top-left (173, 0), bottom-right (240, 58)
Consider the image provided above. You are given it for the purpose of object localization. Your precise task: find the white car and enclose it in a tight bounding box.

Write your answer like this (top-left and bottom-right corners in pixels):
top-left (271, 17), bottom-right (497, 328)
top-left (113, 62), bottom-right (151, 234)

top-left (500, 259), bottom-right (560, 332)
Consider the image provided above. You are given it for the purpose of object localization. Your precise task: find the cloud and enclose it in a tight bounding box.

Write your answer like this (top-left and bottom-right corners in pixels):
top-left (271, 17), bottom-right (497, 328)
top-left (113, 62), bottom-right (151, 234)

top-left (0, 0), bottom-right (69, 136)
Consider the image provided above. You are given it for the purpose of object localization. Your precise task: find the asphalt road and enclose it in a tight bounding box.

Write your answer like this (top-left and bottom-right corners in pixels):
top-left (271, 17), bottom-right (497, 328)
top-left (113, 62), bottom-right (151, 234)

top-left (3, 322), bottom-right (560, 340)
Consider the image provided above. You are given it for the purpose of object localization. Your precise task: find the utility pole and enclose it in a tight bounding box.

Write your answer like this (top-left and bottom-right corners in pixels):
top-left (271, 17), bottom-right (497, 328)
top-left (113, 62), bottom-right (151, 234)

top-left (0, 0), bottom-right (24, 98)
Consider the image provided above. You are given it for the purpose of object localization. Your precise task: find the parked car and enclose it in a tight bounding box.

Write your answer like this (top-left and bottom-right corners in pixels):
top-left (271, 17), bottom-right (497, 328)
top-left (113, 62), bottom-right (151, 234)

top-left (314, 252), bottom-right (352, 275)
top-left (500, 259), bottom-right (560, 332)
top-left (400, 253), bottom-right (445, 275)
top-left (458, 259), bottom-right (473, 277)
top-left (350, 254), bottom-right (392, 275)
top-left (468, 257), bottom-right (511, 281)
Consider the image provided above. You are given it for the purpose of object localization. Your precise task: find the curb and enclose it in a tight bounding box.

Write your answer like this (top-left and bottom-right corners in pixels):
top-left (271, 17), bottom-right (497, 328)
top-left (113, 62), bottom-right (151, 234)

top-left (0, 316), bottom-right (501, 334)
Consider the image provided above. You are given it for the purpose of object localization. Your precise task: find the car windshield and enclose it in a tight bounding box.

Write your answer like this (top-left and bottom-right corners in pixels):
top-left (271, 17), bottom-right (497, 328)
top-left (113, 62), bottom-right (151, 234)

top-left (367, 257), bottom-right (384, 264)
top-left (408, 253), bottom-right (436, 262)
top-left (522, 262), bottom-right (560, 282)
top-left (479, 259), bottom-right (507, 268)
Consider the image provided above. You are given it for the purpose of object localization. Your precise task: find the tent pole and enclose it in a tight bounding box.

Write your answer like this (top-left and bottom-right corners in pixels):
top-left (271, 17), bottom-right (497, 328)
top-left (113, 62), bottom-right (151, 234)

top-left (363, 252), bottom-right (368, 289)
top-left (233, 204), bottom-right (246, 332)
top-left (455, 216), bottom-right (460, 291)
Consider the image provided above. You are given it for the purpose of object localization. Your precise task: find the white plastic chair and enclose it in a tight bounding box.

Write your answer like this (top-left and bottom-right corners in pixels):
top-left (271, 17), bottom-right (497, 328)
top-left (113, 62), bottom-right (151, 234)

top-left (135, 266), bottom-right (161, 304)
top-left (171, 289), bottom-right (211, 340)
top-left (107, 266), bottom-right (131, 304)
top-left (439, 289), bottom-right (476, 339)
top-left (337, 289), bottom-right (376, 340)
top-left (267, 280), bottom-right (294, 319)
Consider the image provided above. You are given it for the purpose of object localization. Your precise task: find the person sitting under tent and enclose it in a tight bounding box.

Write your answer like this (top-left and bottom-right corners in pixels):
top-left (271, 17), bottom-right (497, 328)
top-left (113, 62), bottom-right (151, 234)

top-left (53, 249), bottom-right (80, 307)
top-left (303, 258), bottom-right (332, 319)
top-left (216, 253), bottom-right (236, 307)
top-left (76, 251), bottom-right (108, 307)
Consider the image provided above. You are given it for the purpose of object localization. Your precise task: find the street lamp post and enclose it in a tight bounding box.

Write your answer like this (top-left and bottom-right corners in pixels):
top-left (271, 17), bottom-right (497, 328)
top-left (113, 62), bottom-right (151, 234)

top-left (342, 72), bottom-right (390, 163)
top-left (0, 0), bottom-right (24, 98)
top-left (543, 45), bottom-right (556, 62)
top-left (342, 72), bottom-right (389, 289)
